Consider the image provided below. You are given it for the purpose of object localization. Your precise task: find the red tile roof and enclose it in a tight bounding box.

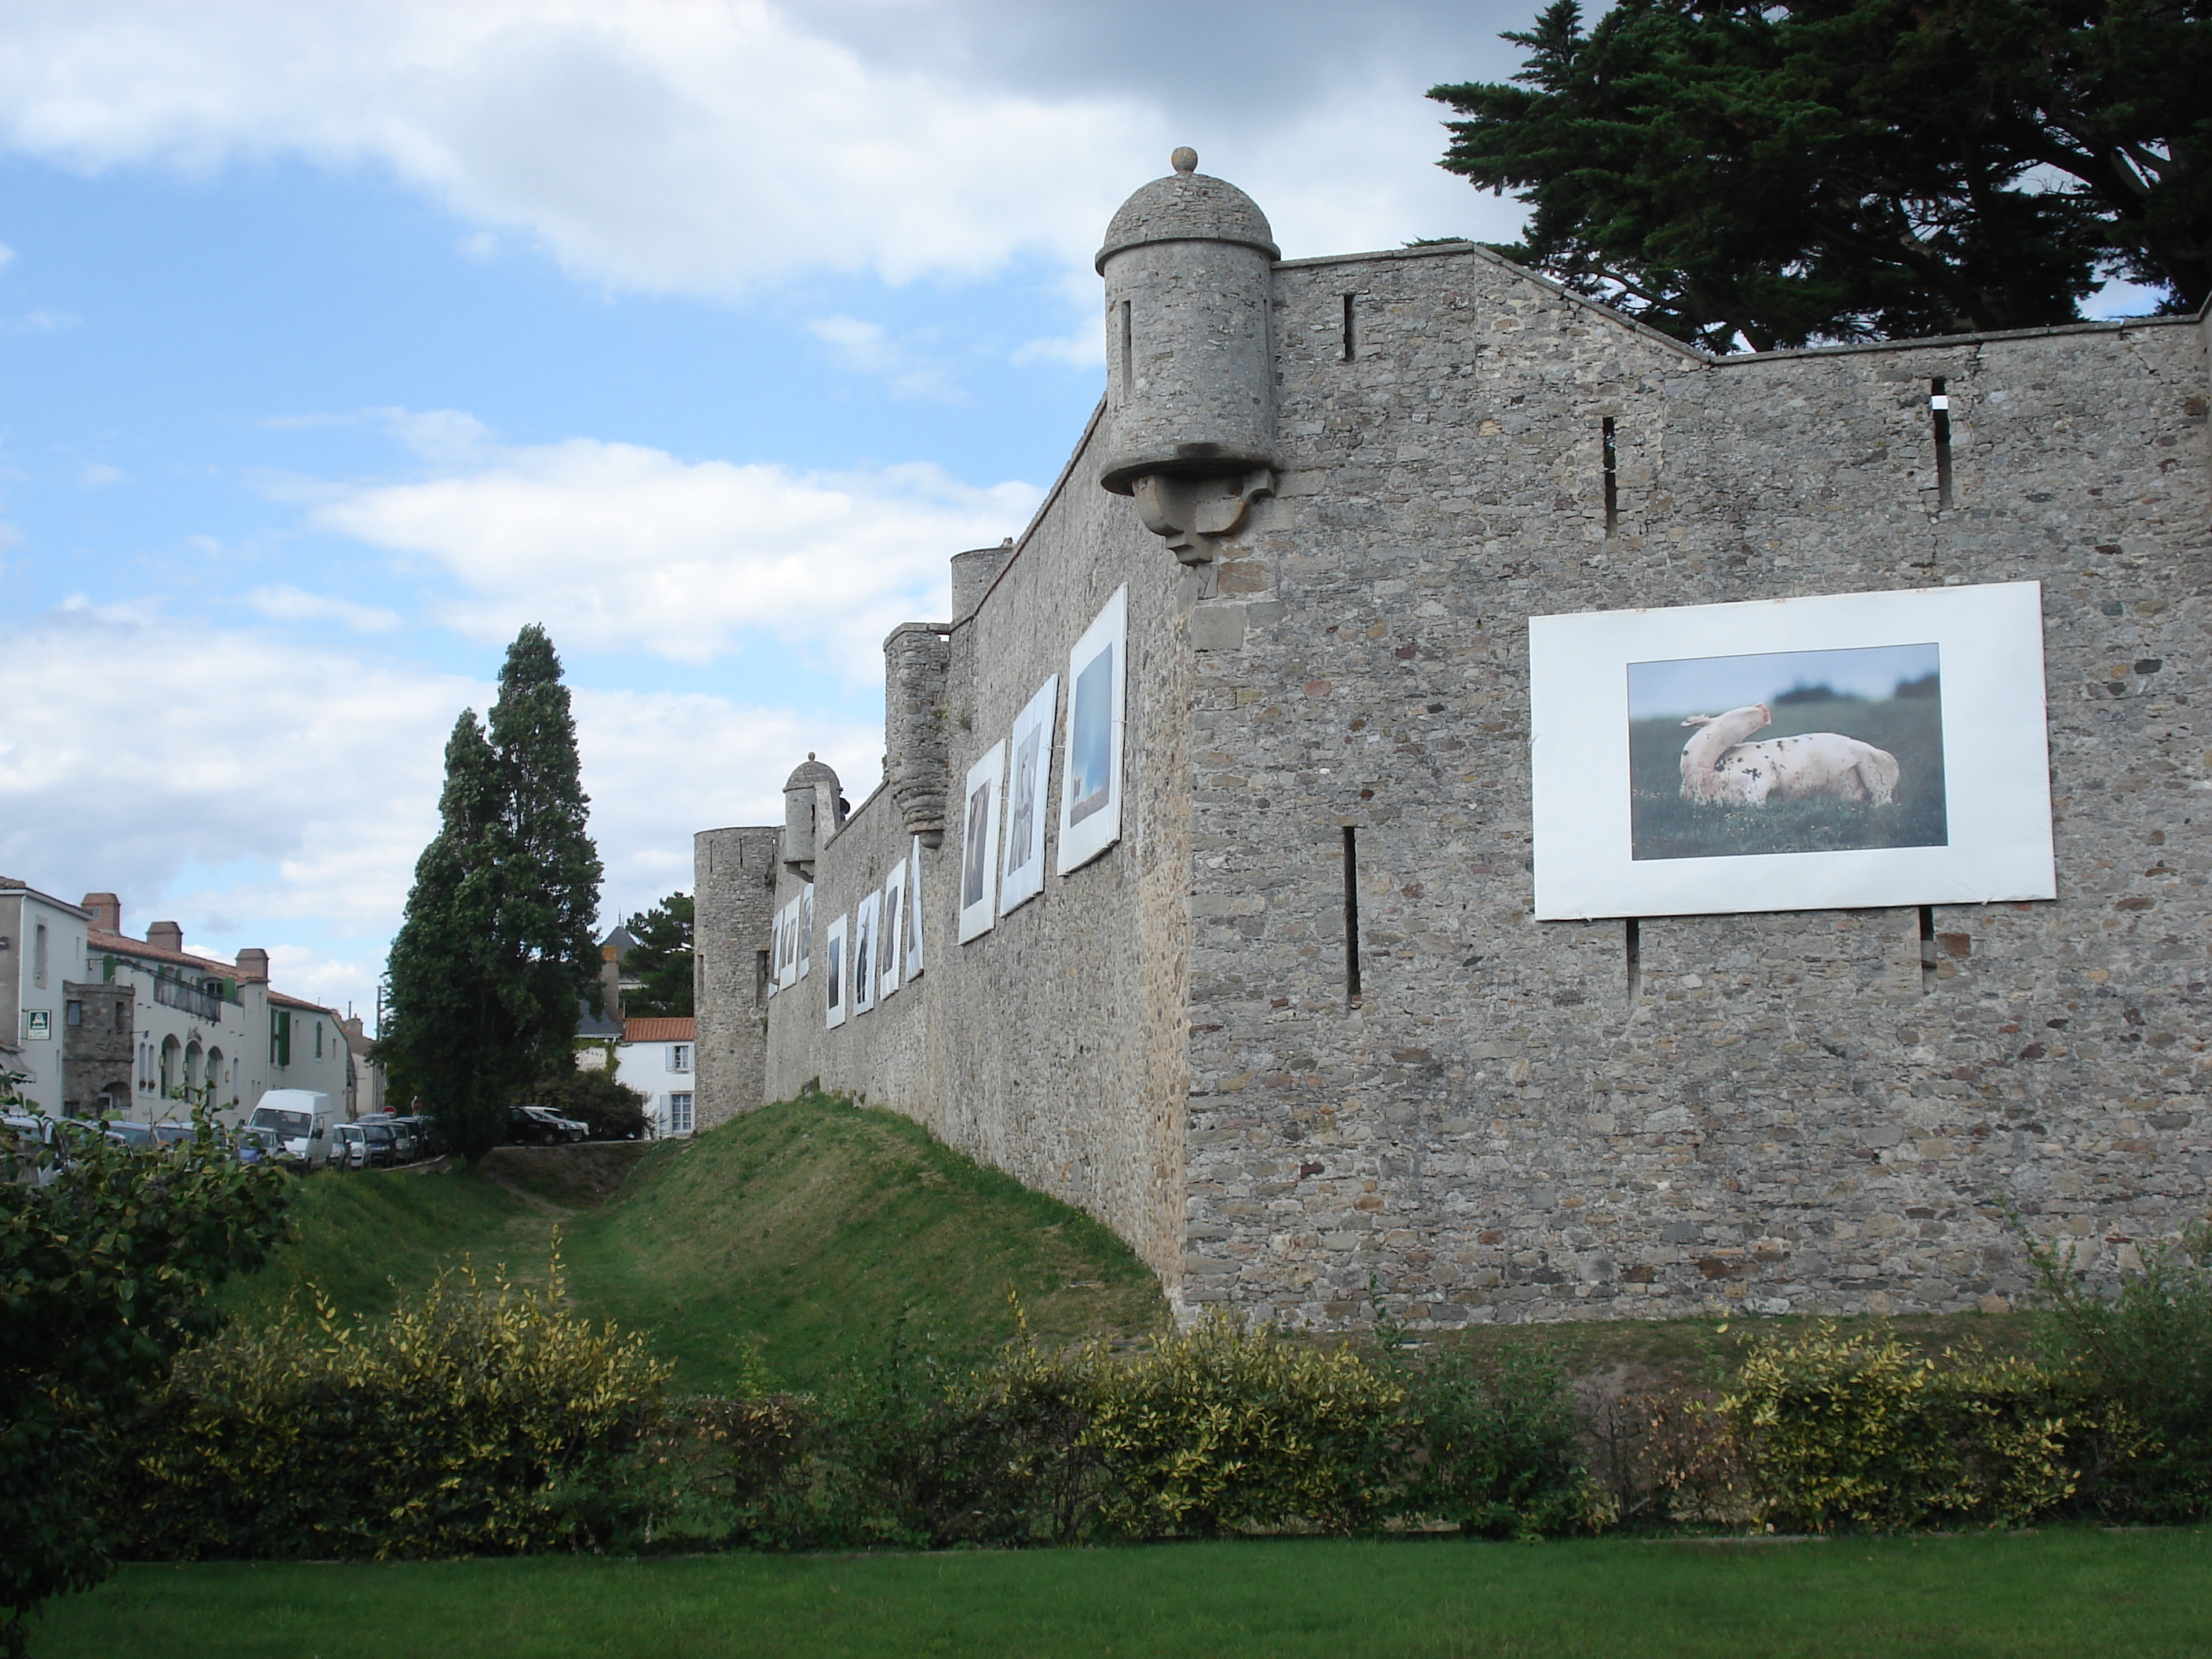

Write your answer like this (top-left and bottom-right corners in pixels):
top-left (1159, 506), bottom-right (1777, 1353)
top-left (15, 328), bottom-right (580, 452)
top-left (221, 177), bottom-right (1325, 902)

top-left (623, 1016), bottom-right (695, 1044)
top-left (269, 989), bottom-right (339, 1016)
top-left (90, 928), bottom-right (245, 978)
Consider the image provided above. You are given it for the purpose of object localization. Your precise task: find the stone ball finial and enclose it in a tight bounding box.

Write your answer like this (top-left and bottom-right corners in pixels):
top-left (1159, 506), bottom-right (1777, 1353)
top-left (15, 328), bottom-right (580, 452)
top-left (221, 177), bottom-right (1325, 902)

top-left (1170, 146), bottom-right (1197, 174)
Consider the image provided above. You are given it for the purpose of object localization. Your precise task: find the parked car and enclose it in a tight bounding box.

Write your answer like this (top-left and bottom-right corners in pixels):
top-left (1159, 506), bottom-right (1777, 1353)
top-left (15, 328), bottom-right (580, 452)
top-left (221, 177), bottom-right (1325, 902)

top-left (506, 1104), bottom-right (576, 1145)
top-left (151, 1122), bottom-right (197, 1148)
top-left (360, 1121), bottom-right (399, 1168)
top-left (233, 1126), bottom-right (284, 1166)
top-left (388, 1115), bottom-right (444, 1159)
top-left (331, 1122), bottom-right (370, 1170)
top-left (2, 1113), bottom-right (60, 1185)
top-left (247, 1090), bottom-right (339, 1170)
top-left (101, 1122), bottom-right (156, 1149)
top-left (383, 1117), bottom-right (420, 1164)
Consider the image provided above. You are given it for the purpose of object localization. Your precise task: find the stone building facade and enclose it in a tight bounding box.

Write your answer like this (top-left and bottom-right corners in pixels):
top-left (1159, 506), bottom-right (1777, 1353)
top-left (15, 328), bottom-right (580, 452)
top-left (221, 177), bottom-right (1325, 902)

top-left (694, 153), bottom-right (2212, 1329)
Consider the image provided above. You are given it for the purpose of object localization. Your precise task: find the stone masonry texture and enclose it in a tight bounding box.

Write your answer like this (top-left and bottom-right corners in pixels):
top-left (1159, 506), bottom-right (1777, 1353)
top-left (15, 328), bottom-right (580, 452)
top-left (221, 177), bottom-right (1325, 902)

top-left (697, 167), bottom-right (2212, 1331)
top-left (691, 826), bottom-right (778, 1133)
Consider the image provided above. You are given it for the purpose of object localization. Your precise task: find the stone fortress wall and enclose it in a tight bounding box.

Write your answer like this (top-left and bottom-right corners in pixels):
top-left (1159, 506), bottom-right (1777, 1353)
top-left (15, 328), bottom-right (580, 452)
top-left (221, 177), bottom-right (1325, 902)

top-left (697, 152), bottom-right (2212, 1328)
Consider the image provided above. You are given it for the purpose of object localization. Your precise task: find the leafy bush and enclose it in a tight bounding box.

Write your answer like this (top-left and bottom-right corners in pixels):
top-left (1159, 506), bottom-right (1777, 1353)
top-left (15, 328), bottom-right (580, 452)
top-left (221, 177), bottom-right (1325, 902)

top-left (1086, 1316), bottom-right (1404, 1539)
top-left (1723, 1322), bottom-right (2093, 1533)
top-left (526, 1067), bottom-right (649, 1141)
top-left (0, 1094), bottom-right (289, 1657)
top-left (109, 1248), bottom-right (672, 1560)
top-left (2027, 1221), bottom-right (2212, 1521)
top-left (1584, 1382), bottom-right (1756, 1530)
top-left (1390, 1344), bottom-right (1597, 1538)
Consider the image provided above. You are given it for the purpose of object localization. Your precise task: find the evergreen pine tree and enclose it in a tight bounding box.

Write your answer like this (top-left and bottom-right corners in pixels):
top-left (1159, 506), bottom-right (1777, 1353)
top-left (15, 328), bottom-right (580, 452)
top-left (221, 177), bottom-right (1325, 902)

top-left (383, 627), bottom-right (602, 1163)
top-left (620, 892), bottom-right (694, 1019)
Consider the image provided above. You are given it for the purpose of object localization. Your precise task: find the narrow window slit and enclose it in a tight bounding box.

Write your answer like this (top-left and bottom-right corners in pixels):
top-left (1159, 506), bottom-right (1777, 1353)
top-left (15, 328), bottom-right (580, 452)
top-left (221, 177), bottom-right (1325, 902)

top-left (1918, 905), bottom-right (1936, 994)
top-left (1930, 378), bottom-right (1953, 508)
top-left (1342, 826), bottom-right (1363, 1005)
top-left (1341, 294), bottom-right (1356, 362)
top-left (1602, 416), bottom-right (1619, 535)
top-left (1624, 916), bottom-right (1640, 1005)
top-left (1118, 300), bottom-right (1133, 400)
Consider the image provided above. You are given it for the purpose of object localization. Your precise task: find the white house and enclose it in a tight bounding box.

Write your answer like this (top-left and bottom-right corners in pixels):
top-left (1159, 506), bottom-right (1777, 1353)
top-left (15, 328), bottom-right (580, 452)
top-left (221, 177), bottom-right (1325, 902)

top-left (613, 1016), bottom-right (696, 1137)
top-left (72, 892), bottom-right (348, 1126)
top-left (0, 879), bottom-right (91, 1116)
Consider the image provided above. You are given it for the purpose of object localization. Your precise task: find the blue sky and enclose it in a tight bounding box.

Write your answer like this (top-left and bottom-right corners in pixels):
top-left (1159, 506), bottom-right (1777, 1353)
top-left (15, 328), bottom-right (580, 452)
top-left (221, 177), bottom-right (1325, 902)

top-left (1628, 644), bottom-right (1943, 722)
top-left (0, 0), bottom-right (1530, 1023)
top-left (0, 2), bottom-right (2165, 1027)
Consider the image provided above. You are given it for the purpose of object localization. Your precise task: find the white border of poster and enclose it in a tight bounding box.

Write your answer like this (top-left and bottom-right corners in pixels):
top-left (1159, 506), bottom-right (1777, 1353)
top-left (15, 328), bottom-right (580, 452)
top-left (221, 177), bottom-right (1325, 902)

top-left (823, 911), bottom-right (848, 1028)
top-left (1057, 587), bottom-right (1127, 875)
top-left (905, 839), bottom-right (925, 980)
top-left (1529, 580), bottom-right (2055, 921)
top-left (798, 887), bottom-right (813, 981)
top-left (881, 861), bottom-right (906, 1000)
top-left (958, 742), bottom-right (1006, 942)
top-left (853, 890), bottom-right (880, 1014)
top-left (1000, 673), bottom-right (1058, 914)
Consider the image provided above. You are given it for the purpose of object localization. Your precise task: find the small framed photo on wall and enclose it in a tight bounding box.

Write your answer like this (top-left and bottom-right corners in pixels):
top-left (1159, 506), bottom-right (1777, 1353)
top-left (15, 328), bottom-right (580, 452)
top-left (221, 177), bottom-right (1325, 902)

top-left (799, 887), bottom-right (813, 981)
top-left (823, 912), bottom-right (848, 1028)
top-left (1057, 586), bottom-right (1127, 875)
top-left (959, 742), bottom-right (1006, 942)
top-left (1529, 580), bottom-right (2055, 919)
top-left (1000, 674), bottom-right (1058, 914)
top-left (853, 890), bottom-right (879, 1014)
top-left (881, 862), bottom-right (907, 1000)
top-left (906, 838), bottom-right (925, 980)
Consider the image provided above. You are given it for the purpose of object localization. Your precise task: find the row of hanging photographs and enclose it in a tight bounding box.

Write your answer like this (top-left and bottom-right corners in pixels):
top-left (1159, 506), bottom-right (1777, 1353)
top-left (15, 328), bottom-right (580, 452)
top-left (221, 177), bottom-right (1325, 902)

top-left (773, 585), bottom-right (1130, 1032)
top-left (819, 837), bottom-right (927, 1030)
top-left (957, 585), bottom-right (1128, 944)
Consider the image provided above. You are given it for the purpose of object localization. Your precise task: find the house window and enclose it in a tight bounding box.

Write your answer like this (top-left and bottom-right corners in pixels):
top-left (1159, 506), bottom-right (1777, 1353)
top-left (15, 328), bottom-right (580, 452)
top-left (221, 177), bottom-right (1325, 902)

top-left (315, 1020), bottom-right (324, 1060)
top-left (33, 923), bottom-right (47, 990)
top-left (668, 1044), bottom-right (693, 1073)
top-left (668, 1093), bottom-right (694, 1134)
top-left (66, 1001), bottom-right (82, 1027)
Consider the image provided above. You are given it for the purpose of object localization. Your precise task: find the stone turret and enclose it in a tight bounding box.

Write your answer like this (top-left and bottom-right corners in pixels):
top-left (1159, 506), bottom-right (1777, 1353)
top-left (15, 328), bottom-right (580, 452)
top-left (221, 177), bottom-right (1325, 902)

top-left (782, 754), bottom-right (844, 877)
top-left (1097, 148), bottom-right (1280, 565)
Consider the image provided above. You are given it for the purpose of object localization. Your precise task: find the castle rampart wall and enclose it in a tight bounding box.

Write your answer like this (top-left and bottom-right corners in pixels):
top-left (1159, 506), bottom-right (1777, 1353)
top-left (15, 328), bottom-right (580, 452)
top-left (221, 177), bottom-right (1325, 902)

top-left (691, 825), bottom-right (779, 1133)
top-left (1177, 240), bottom-right (2210, 1325)
top-left (760, 419), bottom-right (1198, 1278)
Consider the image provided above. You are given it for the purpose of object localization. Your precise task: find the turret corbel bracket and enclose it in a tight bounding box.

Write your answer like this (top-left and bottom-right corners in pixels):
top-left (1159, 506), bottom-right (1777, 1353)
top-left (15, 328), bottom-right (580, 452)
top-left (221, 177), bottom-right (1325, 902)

top-left (1130, 467), bottom-right (1276, 567)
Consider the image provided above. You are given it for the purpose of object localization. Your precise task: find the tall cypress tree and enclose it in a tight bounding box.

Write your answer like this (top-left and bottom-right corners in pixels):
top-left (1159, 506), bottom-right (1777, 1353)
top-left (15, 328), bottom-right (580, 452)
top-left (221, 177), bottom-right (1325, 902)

top-left (383, 627), bottom-right (602, 1163)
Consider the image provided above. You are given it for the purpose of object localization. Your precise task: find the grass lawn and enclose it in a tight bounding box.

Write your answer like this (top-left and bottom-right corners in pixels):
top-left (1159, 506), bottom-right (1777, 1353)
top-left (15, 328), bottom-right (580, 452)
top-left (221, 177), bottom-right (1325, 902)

top-left (211, 1161), bottom-right (538, 1327)
top-left (35, 1529), bottom-right (2210, 1658)
top-left (555, 1094), bottom-right (1164, 1393)
top-left (214, 1094), bottom-right (1163, 1396)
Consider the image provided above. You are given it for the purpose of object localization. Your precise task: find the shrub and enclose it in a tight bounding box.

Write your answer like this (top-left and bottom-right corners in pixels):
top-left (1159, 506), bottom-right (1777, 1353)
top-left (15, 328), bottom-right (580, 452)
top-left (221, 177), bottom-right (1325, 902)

top-left (0, 1093), bottom-right (289, 1657)
top-left (525, 1068), bottom-right (649, 1141)
top-left (1390, 1344), bottom-right (1599, 1537)
top-left (1584, 1382), bottom-right (1757, 1530)
top-left (2027, 1221), bottom-right (2212, 1521)
top-left (1084, 1315), bottom-right (1404, 1539)
top-left (110, 1247), bottom-right (672, 1559)
top-left (1723, 1322), bottom-right (2092, 1532)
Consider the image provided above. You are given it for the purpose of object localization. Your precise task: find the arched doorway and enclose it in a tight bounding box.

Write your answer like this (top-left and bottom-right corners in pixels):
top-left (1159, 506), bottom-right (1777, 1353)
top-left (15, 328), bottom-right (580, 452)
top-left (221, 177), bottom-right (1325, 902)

top-left (159, 1035), bottom-right (181, 1100)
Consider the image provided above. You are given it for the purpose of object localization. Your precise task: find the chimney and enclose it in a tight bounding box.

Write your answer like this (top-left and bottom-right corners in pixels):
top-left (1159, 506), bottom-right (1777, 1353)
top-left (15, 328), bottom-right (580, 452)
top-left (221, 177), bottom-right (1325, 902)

top-left (148, 921), bottom-right (184, 954)
top-left (235, 947), bottom-right (270, 983)
top-left (82, 892), bottom-right (121, 933)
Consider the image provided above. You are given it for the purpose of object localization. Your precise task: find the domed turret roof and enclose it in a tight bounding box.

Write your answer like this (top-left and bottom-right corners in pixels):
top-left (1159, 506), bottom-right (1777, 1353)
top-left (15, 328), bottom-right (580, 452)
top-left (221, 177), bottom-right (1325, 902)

top-left (1096, 148), bottom-right (1279, 273)
top-left (784, 753), bottom-right (840, 792)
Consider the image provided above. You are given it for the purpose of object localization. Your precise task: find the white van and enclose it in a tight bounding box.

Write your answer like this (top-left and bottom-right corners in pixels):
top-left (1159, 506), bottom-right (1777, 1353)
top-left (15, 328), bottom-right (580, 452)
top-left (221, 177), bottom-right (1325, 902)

top-left (247, 1090), bottom-right (339, 1170)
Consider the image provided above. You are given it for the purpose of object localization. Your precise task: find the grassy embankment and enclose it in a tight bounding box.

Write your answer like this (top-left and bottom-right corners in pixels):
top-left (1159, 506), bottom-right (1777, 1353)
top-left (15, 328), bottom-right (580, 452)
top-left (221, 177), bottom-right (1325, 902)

top-left (1630, 694), bottom-right (1947, 860)
top-left (38, 1529), bottom-right (2212, 1659)
top-left (217, 1092), bottom-right (1164, 1394)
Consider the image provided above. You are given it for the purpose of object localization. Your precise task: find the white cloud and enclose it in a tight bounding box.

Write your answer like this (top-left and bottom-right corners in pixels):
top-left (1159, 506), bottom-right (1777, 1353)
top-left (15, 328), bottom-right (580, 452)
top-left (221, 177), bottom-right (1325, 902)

top-left (0, 307), bottom-right (80, 334)
top-left (246, 583), bottom-right (402, 633)
top-left (806, 313), bottom-right (960, 400)
top-left (0, 2), bottom-right (1527, 300)
top-left (297, 416), bottom-right (1038, 677)
top-left (79, 462), bottom-right (124, 486)
top-left (0, 241), bottom-right (13, 269)
top-left (0, 603), bottom-right (888, 1026)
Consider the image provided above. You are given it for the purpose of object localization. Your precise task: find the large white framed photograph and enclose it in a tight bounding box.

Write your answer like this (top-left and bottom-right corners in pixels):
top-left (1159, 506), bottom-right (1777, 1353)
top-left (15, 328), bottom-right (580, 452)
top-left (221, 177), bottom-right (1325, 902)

top-left (1057, 587), bottom-right (1127, 875)
top-left (1000, 674), bottom-right (1058, 914)
top-left (1530, 581), bottom-right (2054, 920)
top-left (823, 910), bottom-right (848, 1027)
top-left (853, 890), bottom-right (879, 1014)
top-left (905, 838), bottom-right (925, 980)
top-left (958, 742), bottom-right (1005, 942)
top-left (798, 886), bottom-right (813, 980)
top-left (880, 862), bottom-right (907, 1000)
